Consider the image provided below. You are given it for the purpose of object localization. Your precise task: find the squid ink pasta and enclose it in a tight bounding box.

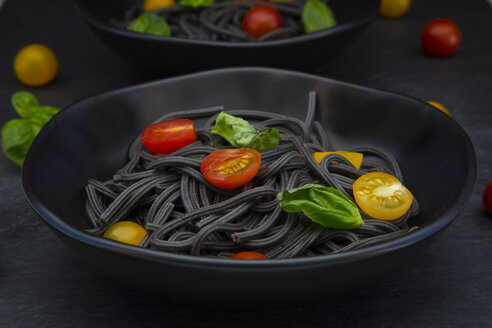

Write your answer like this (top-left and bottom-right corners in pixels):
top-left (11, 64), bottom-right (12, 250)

top-left (85, 91), bottom-right (419, 259)
top-left (112, 0), bottom-right (334, 42)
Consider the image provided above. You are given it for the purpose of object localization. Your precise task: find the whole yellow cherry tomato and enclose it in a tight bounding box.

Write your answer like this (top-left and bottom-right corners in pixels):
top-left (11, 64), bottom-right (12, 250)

top-left (103, 221), bottom-right (147, 246)
top-left (143, 0), bottom-right (175, 12)
top-left (353, 172), bottom-right (413, 221)
top-left (13, 44), bottom-right (58, 87)
top-left (427, 101), bottom-right (451, 116)
top-left (379, 0), bottom-right (411, 19)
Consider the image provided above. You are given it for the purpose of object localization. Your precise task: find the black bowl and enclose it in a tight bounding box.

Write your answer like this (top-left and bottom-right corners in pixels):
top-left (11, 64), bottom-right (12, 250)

top-left (73, 0), bottom-right (380, 75)
top-left (22, 68), bottom-right (476, 306)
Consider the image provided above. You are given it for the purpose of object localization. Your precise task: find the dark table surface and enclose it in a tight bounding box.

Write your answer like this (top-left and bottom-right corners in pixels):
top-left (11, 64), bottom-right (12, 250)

top-left (1, 0), bottom-right (491, 327)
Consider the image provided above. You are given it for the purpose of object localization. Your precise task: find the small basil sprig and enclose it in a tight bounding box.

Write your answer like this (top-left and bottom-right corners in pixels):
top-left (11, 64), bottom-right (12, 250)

top-left (302, 0), bottom-right (337, 34)
top-left (128, 13), bottom-right (171, 36)
top-left (179, 0), bottom-right (214, 8)
top-left (2, 92), bottom-right (60, 166)
top-left (211, 111), bottom-right (281, 153)
top-left (277, 184), bottom-right (363, 229)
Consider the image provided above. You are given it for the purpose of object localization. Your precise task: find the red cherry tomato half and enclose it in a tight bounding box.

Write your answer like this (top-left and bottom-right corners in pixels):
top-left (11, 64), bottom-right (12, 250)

top-left (201, 148), bottom-right (261, 189)
top-left (141, 119), bottom-right (196, 155)
top-left (421, 18), bottom-right (461, 57)
top-left (230, 251), bottom-right (268, 259)
top-left (483, 181), bottom-right (492, 216)
top-left (242, 5), bottom-right (282, 39)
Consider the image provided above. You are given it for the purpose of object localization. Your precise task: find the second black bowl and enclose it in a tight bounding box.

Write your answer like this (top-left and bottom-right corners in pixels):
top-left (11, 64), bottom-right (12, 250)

top-left (73, 0), bottom-right (380, 75)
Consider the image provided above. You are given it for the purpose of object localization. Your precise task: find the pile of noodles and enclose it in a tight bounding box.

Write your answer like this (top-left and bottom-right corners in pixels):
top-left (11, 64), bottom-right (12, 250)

top-left (85, 92), bottom-right (419, 258)
top-left (113, 0), bottom-right (313, 42)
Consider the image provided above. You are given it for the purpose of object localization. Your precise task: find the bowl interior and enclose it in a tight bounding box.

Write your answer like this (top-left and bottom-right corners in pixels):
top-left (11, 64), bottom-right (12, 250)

top-left (23, 67), bottom-right (476, 264)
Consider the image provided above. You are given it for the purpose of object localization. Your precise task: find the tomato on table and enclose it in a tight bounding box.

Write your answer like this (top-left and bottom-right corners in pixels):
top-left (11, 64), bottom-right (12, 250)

top-left (141, 119), bottom-right (196, 155)
top-left (103, 221), bottom-right (147, 246)
top-left (353, 172), bottom-right (413, 221)
top-left (14, 44), bottom-right (58, 87)
top-left (421, 18), bottom-right (461, 57)
top-left (427, 101), bottom-right (451, 116)
top-left (230, 251), bottom-right (268, 259)
top-left (201, 148), bottom-right (261, 189)
top-left (242, 5), bottom-right (282, 39)
top-left (484, 181), bottom-right (492, 216)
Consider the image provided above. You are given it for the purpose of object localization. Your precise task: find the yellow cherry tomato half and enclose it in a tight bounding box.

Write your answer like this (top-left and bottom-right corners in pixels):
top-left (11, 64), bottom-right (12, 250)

top-left (353, 172), bottom-right (413, 221)
top-left (313, 151), bottom-right (363, 169)
top-left (143, 0), bottom-right (175, 11)
top-left (379, 0), bottom-right (411, 19)
top-left (427, 101), bottom-right (451, 116)
top-left (103, 221), bottom-right (147, 246)
top-left (13, 44), bottom-right (58, 87)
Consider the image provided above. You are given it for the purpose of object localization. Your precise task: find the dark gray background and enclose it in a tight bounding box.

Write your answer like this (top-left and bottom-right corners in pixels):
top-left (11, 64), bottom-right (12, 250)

top-left (1, 0), bottom-right (491, 327)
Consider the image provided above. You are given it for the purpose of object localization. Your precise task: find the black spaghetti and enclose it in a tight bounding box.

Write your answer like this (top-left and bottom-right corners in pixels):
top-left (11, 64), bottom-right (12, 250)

top-left (85, 92), bottom-right (419, 258)
top-left (112, 0), bottom-right (322, 42)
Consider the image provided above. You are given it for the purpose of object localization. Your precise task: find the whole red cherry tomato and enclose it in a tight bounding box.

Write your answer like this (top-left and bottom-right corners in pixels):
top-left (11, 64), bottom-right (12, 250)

top-left (421, 18), bottom-right (461, 57)
top-left (141, 119), bottom-right (196, 155)
top-left (201, 148), bottom-right (261, 189)
top-left (483, 181), bottom-right (492, 216)
top-left (230, 251), bottom-right (268, 259)
top-left (242, 5), bottom-right (282, 39)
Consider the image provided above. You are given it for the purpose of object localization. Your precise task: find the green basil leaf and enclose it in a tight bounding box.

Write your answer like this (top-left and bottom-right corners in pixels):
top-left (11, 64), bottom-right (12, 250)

top-left (27, 106), bottom-right (60, 127)
top-left (246, 128), bottom-right (282, 153)
top-left (11, 91), bottom-right (38, 118)
top-left (1, 119), bottom-right (37, 166)
top-left (128, 13), bottom-right (171, 36)
top-left (211, 111), bottom-right (281, 152)
top-left (179, 0), bottom-right (214, 9)
top-left (277, 184), bottom-right (363, 229)
top-left (302, 0), bottom-right (337, 34)
top-left (2, 93), bottom-right (60, 166)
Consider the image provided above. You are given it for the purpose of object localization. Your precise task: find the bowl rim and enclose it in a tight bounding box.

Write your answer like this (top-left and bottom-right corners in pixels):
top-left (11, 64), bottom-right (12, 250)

top-left (72, 0), bottom-right (380, 48)
top-left (22, 67), bottom-right (477, 269)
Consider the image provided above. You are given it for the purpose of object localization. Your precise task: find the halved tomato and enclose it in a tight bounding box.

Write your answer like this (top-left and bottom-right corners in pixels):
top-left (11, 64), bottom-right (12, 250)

top-left (141, 119), bottom-right (196, 155)
top-left (103, 221), bottom-right (147, 246)
top-left (201, 148), bottom-right (261, 189)
top-left (230, 251), bottom-right (268, 259)
top-left (353, 172), bottom-right (413, 221)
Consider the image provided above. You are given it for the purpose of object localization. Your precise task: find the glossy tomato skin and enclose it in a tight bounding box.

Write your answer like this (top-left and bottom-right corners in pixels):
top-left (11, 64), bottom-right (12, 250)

top-left (242, 5), bottom-right (282, 39)
top-left (230, 251), bottom-right (268, 259)
top-left (201, 148), bottom-right (261, 189)
top-left (141, 119), bottom-right (196, 155)
top-left (421, 19), bottom-right (461, 57)
top-left (483, 181), bottom-right (492, 216)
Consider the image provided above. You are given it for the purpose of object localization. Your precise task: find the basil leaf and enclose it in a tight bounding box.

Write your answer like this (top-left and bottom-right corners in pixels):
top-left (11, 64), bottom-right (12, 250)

top-left (128, 13), bottom-right (171, 36)
top-left (277, 184), bottom-right (363, 229)
top-left (11, 91), bottom-right (38, 118)
top-left (211, 111), bottom-right (281, 152)
top-left (179, 0), bottom-right (214, 8)
top-left (247, 128), bottom-right (282, 153)
top-left (302, 0), bottom-right (337, 34)
top-left (2, 93), bottom-right (60, 166)
top-left (28, 106), bottom-right (60, 127)
top-left (1, 119), bottom-right (37, 166)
